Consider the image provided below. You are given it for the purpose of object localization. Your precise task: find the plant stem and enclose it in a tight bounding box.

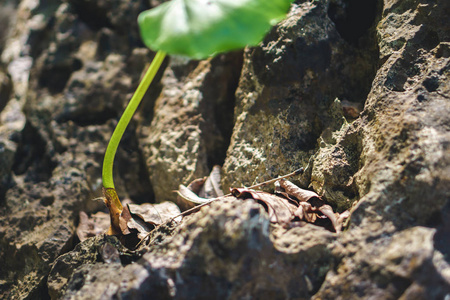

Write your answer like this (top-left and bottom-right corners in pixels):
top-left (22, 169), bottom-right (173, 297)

top-left (102, 50), bottom-right (166, 193)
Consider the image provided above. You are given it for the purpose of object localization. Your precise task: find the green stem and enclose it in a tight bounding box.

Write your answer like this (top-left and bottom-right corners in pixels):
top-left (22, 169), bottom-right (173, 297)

top-left (102, 50), bottom-right (166, 190)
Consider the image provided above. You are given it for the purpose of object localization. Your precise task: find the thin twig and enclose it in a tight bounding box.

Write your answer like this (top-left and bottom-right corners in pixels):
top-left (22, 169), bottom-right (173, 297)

top-left (134, 168), bottom-right (304, 249)
top-left (245, 168), bottom-right (304, 190)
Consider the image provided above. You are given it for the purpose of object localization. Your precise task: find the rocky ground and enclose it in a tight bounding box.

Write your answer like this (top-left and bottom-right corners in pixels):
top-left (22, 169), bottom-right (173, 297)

top-left (0, 0), bottom-right (449, 299)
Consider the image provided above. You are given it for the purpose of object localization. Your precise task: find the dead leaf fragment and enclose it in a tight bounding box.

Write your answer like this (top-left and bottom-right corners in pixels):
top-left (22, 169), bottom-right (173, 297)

top-left (186, 177), bottom-right (206, 195)
top-left (128, 202), bottom-right (182, 224)
top-left (176, 166), bottom-right (225, 210)
top-left (318, 204), bottom-right (339, 232)
top-left (231, 188), bottom-right (297, 224)
top-left (278, 179), bottom-right (322, 202)
top-left (294, 202), bottom-right (319, 223)
top-left (199, 165), bottom-right (224, 198)
top-left (177, 184), bottom-right (212, 205)
top-left (275, 179), bottom-right (350, 233)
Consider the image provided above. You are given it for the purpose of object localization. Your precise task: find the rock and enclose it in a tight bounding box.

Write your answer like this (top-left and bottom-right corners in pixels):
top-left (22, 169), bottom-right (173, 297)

top-left (139, 53), bottom-right (242, 202)
top-left (310, 99), bottom-right (362, 211)
top-left (0, 0), bottom-right (156, 298)
top-left (0, 1), bottom-right (17, 56)
top-left (315, 227), bottom-right (450, 299)
top-left (221, 0), bottom-right (378, 201)
top-left (0, 0), bottom-right (449, 298)
top-left (312, 0), bottom-right (450, 298)
top-left (61, 199), bottom-right (336, 299)
top-left (48, 234), bottom-right (139, 299)
top-left (0, 69), bottom-right (12, 113)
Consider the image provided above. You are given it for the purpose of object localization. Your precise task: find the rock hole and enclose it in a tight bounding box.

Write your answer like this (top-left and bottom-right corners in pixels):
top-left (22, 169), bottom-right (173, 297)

top-left (328, 0), bottom-right (378, 45)
top-left (423, 76), bottom-right (439, 92)
top-left (38, 58), bottom-right (82, 94)
top-left (12, 122), bottom-right (56, 182)
top-left (70, 0), bottom-right (113, 31)
top-left (117, 123), bottom-right (155, 204)
top-left (327, 0), bottom-right (381, 105)
top-left (0, 70), bottom-right (12, 114)
top-left (202, 52), bottom-right (243, 169)
top-left (55, 106), bottom-right (118, 126)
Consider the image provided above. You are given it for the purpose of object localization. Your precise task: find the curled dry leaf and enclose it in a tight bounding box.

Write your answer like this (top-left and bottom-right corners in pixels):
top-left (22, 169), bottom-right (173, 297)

top-left (275, 179), bottom-right (350, 233)
top-left (128, 202), bottom-right (182, 224)
top-left (185, 177), bottom-right (206, 195)
top-left (199, 165), bottom-right (224, 199)
top-left (127, 202), bottom-right (182, 240)
top-left (176, 166), bottom-right (225, 210)
top-left (177, 184), bottom-right (212, 205)
top-left (175, 168), bottom-right (350, 233)
top-left (126, 208), bottom-right (152, 240)
top-left (294, 202), bottom-right (318, 223)
top-left (231, 188), bottom-right (297, 224)
top-left (318, 205), bottom-right (339, 233)
top-left (278, 179), bottom-right (322, 202)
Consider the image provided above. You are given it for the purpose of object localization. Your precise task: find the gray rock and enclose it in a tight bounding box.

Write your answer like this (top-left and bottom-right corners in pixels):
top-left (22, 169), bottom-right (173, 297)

top-left (0, 0), bottom-right (448, 298)
top-left (221, 0), bottom-right (377, 202)
top-left (48, 234), bottom-right (138, 299)
top-left (315, 227), bottom-right (450, 299)
top-left (61, 199), bottom-right (336, 300)
top-left (0, 0), bottom-right (155, 298)
top-left (139, 53), bottom-right (242, 202)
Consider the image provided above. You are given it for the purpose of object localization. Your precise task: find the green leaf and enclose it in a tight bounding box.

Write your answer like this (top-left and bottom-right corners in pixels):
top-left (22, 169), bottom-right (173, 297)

top-left (138, 0), bottom-right (293, 59)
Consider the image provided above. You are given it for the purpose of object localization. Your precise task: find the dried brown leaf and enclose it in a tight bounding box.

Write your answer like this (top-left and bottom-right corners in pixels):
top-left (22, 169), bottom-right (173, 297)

top-left (177, 184), bottom-right (213, 205)
top-left (278, 179), bottom-right (322, 202)
top-left (127, 202), bottom-right (182, 242)
top-left (128, 202), bottom-right (182, 225)
top-left (126, 209), bottom-right (152, 240)
top-left (317, 205), bottom-right (351, 233)
top-left (318, 204), bottom-right (338, 231)
top-left (274, 181), bottom-right (299, 204)
top-left (275, 179), bottom-right (351, 232)
top-left (294, 202), bottom-right (320, 223)
top-left (199, 165), bottom-right (224, 198)
top-left (231, 188), bottom-right (297, 224)
top-left (186, 177), bottom-right (206, 195)
top-left (177, 166), bottom-right (225, 210)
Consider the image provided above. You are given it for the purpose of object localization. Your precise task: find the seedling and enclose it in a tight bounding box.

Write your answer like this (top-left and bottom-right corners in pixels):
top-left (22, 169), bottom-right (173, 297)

top-left (102, 0), bottom-right (294, 235)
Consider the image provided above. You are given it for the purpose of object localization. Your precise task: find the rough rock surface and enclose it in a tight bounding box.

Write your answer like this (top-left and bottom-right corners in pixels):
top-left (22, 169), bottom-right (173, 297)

top-left (58, 199), bottom-right (336, 299)
top-left (0, 0), bottom-right (154, 298)
top-left (139, 53), bottom-right (242, 202)
top-left (0, 0), bottom-right (449, 299)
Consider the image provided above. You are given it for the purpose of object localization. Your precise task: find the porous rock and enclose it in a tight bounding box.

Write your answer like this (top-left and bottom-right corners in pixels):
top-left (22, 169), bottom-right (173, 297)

top-left (139, 53), bottom-right (242, 203)
top-left (0, 0), bottom-right (449, 298)
top-left (47, 234), bottom-right (138, 299)
top-left (60, 199), bottom-right (336, 300)
top-left (0, 0), bottom-right (155, 298)
top-left (221, 0), bottom-right (377, 203)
